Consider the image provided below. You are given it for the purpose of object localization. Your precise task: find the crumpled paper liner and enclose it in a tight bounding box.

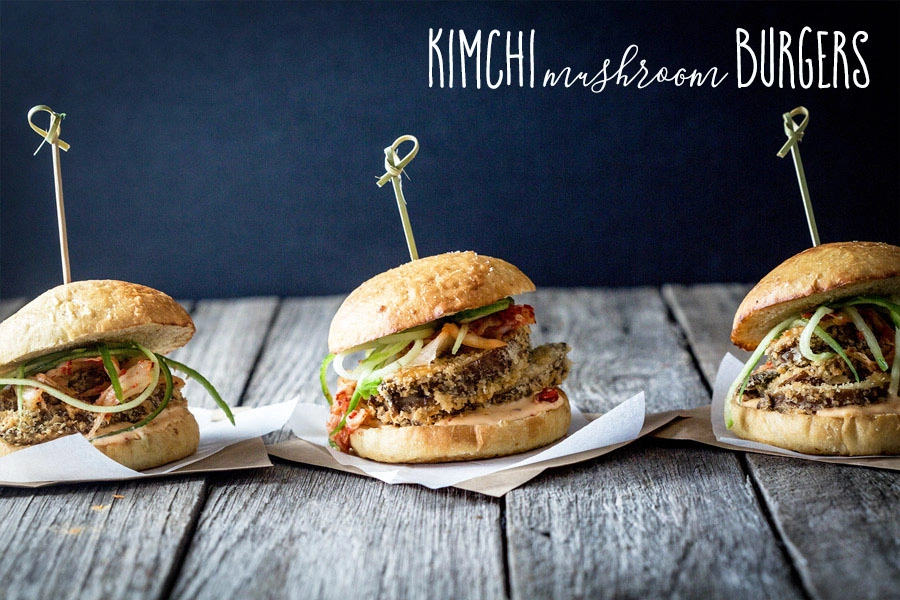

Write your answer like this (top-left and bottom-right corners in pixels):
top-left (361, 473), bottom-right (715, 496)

top-left (650, 354), bottom-right (900, 471)
top-left (0, 401), bottom-right (296, 487)
top-left (267, 392), bottom-right (683, 497)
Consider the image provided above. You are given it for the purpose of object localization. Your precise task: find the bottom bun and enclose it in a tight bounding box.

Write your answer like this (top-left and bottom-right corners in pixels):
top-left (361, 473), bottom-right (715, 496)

top-left (350, 390), bottom-right (571, 463)
top-left (0, 400), bottom-right (200, 470)
top-left (730, 400), bottom-right (900, 456)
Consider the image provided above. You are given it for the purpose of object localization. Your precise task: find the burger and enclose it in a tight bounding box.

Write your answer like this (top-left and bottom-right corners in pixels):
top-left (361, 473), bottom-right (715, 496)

top-left (725, 241), bottom-right (900, 455)
top-left (320, 251), bottom-right (572, 463)
top-left (0, 279), bottom-right (232, 470)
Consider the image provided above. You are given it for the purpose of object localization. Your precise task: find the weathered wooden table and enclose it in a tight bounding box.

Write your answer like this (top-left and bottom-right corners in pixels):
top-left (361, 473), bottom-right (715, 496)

top-left (1, 285), bottom-right (898, 599)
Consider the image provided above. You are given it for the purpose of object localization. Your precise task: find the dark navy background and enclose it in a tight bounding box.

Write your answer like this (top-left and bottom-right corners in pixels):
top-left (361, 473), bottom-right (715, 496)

top-left (2, 1), bottom-right (898, 300)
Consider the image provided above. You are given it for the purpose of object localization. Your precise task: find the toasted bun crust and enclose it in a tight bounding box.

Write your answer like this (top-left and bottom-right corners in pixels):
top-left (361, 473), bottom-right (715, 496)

top-left (729, 399), bottom-right (900, 456)
top-left (0, 399), bottom-right (200, 470)
top-left (349, 390), bottom-right (570, 463)
top-left (328, 251), bottom-right (536, 353)
top-left (731, 242), bottom-right (900, 350)
top-left (0, 280), bottom-right (195, 373)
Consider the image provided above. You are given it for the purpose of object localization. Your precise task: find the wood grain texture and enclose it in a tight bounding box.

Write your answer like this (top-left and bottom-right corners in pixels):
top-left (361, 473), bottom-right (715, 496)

top-left (0, 477), bottom-right (208, 600)
top-left (508, 442), bottom-right (804, 599)
top-left (172, 294), bottom-right (509, 599)
top-left (0, 296), bottom-right (275, 600)
top-left (747, 455), bottom-right (900, 600)
top-left (4, 286), bottom-right (897, 600)
top-left (506, 287), bottom-right (803, 599)
top-left (665, 283), bottom-right (900, 600)
top-left (529, 287), bottom-right (710, 412)
top-left (172, 463), bottom-right (506, 600)
top-left (167, 296), bottom-right (279, 409)
top-left (242, 296), bottom-right (343, 409)
top-left (662, 283), bottom-right (752, 384)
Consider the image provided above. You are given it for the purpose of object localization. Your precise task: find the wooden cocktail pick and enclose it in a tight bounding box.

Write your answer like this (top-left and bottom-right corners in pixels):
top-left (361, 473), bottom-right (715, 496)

top-left (28, 105), bottom-right (72, 283)
top-left (376, 135), bottom-right (420, 261)
top-left (777, 106), bottom-right (820, 247)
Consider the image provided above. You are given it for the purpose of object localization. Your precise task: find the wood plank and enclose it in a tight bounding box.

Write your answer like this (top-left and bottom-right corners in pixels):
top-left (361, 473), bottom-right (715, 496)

top-left (168, 296), bottom-right (279, 409)
top-left (240, 296), bottom-right (343, 412)
top-left (662, 283), bottom-right (751, 384)
top-left (173, 464), bottom-right (506, 599)
top-left (508, 442), bottom-right (804, 599)
top-left (664, 283), bottom-right (900, 600)
top-left (747, 455), bottom-right (900, 600)
top-left (507, 288), bottom-right (804, 599)
top-left (0, 297), bottom-right (275, 600)
top-left (528, 287), bottom-right (711, 413)
top-left (0, 477), bottom-right (208, 600)
top-left (171, 294), bottom-right (509, 598)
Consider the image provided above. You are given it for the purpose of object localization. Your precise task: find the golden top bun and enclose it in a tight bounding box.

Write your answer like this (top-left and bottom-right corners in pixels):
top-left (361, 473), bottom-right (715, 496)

top-left (328, 251), bottom-right (536, 354)
top-left (0, 279), bottom-right (195, 373)
top-left (731, 241), bottom-right (900, 350)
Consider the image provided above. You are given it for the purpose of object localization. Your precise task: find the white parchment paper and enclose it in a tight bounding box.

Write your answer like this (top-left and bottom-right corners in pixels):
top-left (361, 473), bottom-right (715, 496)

top-left (0, 400), bottom-right (296, 484)
top-left (286, 393), bottom-right (645, 490)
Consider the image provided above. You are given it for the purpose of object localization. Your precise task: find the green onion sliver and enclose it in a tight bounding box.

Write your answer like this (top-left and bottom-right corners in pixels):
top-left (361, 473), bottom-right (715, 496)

top-left (725, 316), bottom-right (795, 428)
top-left (452, 323), bottom-right (469, 354)
top-left (837, 296), bottom-right (900, 328)
top-left (320, 353), bottom-right (335, 406)
top-left (0, 344), bottom-right (160, 414)
top-left (0, 372), bottom-right (156, 415)
top-left (799, 306), bottom-right (834, 362)
top-left (844, 306), bottom-right (889, 371)
top-left (370, 338), bottom-right (424, 380)
top-left (805, 322), bottom-right (859, 383)
top-left (341, 324), bottom-right (435, 356)
top-left (99, 344), bottom-right (125, 403)
top-left (90, 356), bottom-right (174, 441)
top-left (15, 364), bottom-right (25, 413)
top-left (451, 297), bottom-right (513, 323)
top-left (161, 356), bottom-right (234, 425)
top-left (890, 326), bottom-right (900, 397)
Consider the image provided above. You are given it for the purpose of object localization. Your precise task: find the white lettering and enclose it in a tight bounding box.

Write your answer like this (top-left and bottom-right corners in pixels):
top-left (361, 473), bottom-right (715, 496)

top-left (542, 44), bottom-right (726, 93)
top-left (799, 27), bottom-right (813, 89)
top-left (486, 30), bottom-right (503, 89)
top-left (429, 28), bottom-right (443, 88)
top-left (459, 30), bottom-right (481, 88)
top-left (736, 28), bottom-right (756, 88)
top-left (778, 31), bottom-right (794, 88)
top-left (852, 31), bottom-right (869, 88)
top-left (832, 31), bottom-right (847, 89)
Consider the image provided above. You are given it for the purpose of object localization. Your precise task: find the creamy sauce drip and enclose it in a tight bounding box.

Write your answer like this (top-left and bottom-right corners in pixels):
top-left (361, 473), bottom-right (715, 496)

top-left (435, 392), bottom-right (563, 426)
top-left (815, 395), bottom-right (900, 418)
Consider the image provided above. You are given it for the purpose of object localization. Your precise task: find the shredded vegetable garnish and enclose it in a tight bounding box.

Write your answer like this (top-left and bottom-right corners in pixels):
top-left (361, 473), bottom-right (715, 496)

top-left (724, 316), bottom-right (795, 428)
top-left (161, 356), bottom-right (234, 425)
top-left (845, 306), bottom-right (890, 371)
top-left (99, 343), bottom-right (125, 403)
top-left (799, 306), bottom-right (834, 362)
top-left (0, 342), bottom-right (232, 430)
top-left (90, 356), bottom-right (174, 441)
top-left (799, 319), bottom-right (859, 382)
top-left (452, 323), bottom-right (469, 354)
top-left (890, 327), bottom-right (900, 397)
top-left (320, 354), bottom-right (335, 406)
top-left (726, 296), bottom-right (900, 428)
top-left (321, 298), bottom-right (530, 444)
